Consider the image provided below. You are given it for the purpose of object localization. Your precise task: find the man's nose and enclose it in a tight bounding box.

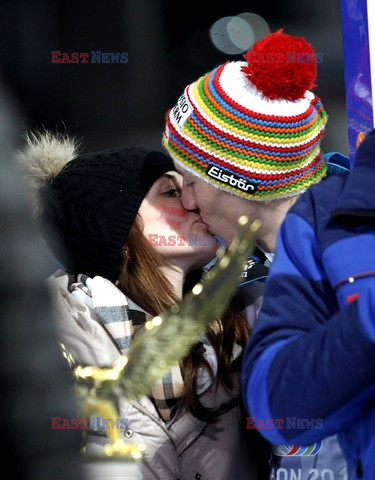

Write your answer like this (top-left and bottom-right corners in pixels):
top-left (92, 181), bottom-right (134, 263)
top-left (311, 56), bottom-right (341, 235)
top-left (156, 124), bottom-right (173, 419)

top-left (181, 186), bottom-right (198, 211)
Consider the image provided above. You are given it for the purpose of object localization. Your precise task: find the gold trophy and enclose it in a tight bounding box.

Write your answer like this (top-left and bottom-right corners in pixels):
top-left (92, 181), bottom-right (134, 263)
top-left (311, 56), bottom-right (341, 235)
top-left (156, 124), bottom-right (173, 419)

top-left (61, 217), bottom-right (260, 479)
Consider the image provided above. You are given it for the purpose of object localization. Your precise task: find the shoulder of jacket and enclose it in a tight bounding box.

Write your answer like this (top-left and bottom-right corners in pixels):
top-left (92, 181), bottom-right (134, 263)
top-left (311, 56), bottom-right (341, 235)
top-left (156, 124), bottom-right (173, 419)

top-left (324, 151), bottom-right (350, 174)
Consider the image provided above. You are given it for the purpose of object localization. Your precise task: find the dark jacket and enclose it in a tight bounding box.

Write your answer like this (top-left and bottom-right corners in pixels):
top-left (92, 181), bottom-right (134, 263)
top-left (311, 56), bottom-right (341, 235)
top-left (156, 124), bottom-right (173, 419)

top-left (235, 152), bottom-right (350, 479)
top-left (241, 133), bottom-right (375, 479)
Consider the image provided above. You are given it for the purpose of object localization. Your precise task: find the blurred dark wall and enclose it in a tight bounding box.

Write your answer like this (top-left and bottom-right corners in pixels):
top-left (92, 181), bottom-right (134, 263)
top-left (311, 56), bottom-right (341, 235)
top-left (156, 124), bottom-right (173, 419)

top-left (0, 0), bottom-right (348, 156)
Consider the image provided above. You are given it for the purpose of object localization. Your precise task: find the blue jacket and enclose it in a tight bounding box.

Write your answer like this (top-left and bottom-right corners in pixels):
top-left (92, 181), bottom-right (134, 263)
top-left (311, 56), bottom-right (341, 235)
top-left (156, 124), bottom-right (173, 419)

top-left (241, 133), bottom-right (375, 480)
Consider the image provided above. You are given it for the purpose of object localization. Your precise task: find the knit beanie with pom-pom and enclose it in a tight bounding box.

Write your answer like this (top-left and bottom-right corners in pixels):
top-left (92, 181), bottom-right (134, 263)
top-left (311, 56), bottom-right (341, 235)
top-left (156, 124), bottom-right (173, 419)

top-left (162, 29), bottom-right (328, 201)
top-left (17, 131), bottom-right (175, 281)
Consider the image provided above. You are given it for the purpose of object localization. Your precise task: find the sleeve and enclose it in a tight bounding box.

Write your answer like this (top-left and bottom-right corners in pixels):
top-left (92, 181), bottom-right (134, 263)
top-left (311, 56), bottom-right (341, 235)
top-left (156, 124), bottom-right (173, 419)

top-left (241, 208), bottom-right (375, 446)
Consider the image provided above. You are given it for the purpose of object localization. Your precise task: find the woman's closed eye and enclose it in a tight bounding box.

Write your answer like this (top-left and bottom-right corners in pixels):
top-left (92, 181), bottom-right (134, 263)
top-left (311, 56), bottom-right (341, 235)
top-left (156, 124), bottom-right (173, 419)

top-left (163, 187), bottom-right (181, 198)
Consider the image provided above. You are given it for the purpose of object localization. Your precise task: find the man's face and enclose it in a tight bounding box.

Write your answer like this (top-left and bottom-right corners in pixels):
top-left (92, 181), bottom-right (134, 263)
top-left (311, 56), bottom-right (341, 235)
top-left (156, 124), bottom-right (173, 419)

top-left (174, 162), bottom-right (255, 246)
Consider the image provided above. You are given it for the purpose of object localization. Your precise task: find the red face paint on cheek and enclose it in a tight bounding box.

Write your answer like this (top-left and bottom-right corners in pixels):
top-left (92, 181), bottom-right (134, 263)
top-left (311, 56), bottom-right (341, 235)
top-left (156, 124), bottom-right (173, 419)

top-left (157, 206), bottom-right (188, 231)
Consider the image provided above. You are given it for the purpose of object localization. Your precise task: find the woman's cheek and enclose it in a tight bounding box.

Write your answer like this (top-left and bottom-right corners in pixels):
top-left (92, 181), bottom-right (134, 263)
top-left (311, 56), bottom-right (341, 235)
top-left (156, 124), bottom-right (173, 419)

top-left (157, 205), bottom-right (188, 232)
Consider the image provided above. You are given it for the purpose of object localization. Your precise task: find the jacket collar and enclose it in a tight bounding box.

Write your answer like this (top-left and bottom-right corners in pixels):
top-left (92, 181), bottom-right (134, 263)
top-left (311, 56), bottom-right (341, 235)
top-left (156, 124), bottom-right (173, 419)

top-left (330, 134), bottom-right (375, 220)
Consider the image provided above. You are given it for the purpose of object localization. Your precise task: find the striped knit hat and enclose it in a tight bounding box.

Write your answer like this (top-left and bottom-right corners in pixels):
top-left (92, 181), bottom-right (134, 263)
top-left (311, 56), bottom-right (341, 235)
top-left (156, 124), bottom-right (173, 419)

top-left (162, 29), bottom-right (328, 201)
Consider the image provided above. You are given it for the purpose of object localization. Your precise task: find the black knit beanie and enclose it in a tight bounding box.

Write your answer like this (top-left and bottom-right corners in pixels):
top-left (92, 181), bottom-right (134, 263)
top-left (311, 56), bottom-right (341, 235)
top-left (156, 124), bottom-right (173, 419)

top-left (19, 133), bottom-right (175, 281)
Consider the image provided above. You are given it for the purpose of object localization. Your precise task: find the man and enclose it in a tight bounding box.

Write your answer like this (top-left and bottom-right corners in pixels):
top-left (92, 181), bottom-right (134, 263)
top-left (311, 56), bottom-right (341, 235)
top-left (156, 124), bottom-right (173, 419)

top-left (163, 29), bottom-right (348, 479)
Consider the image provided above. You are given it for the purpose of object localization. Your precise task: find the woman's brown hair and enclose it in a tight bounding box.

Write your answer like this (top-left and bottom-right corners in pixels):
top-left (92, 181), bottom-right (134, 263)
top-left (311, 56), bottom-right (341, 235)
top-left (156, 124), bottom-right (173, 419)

top-left (116, 218), bottom-right (250, 421)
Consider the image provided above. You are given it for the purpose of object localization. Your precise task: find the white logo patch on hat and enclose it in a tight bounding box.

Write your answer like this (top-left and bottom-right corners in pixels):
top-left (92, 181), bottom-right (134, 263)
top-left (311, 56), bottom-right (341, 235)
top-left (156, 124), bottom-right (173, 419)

top-left (207, 166), bottom-right (257, 193)
top-left (172, 94), bottom-right (193, 128)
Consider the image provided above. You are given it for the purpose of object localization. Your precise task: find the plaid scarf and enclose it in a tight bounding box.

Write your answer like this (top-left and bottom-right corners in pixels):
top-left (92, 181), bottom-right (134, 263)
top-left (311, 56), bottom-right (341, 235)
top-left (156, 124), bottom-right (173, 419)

top-left (69, 274), bottom-right (188, 422)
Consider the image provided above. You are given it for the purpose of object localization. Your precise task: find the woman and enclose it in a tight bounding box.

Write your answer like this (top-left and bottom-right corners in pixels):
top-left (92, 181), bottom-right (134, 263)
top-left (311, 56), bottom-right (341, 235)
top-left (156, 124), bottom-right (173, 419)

top-left (18, 130), bottom-right (267, 479)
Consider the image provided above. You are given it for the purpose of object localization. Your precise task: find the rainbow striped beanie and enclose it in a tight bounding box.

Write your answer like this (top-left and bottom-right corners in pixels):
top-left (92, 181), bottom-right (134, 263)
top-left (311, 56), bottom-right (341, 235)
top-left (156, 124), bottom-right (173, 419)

top-left (162, 29), bottom-right (328, 201)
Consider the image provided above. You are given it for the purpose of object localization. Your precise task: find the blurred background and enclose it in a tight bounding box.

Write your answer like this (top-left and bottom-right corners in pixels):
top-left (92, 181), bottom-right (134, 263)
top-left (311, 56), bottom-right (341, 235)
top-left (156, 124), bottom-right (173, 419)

top-left (0, 0), bottom-right (349, 156)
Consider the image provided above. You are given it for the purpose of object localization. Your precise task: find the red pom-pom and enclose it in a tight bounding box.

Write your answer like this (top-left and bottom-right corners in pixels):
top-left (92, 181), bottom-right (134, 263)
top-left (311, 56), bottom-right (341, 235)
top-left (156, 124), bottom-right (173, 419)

top-left (242, 29), bottom-right (317, 100)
